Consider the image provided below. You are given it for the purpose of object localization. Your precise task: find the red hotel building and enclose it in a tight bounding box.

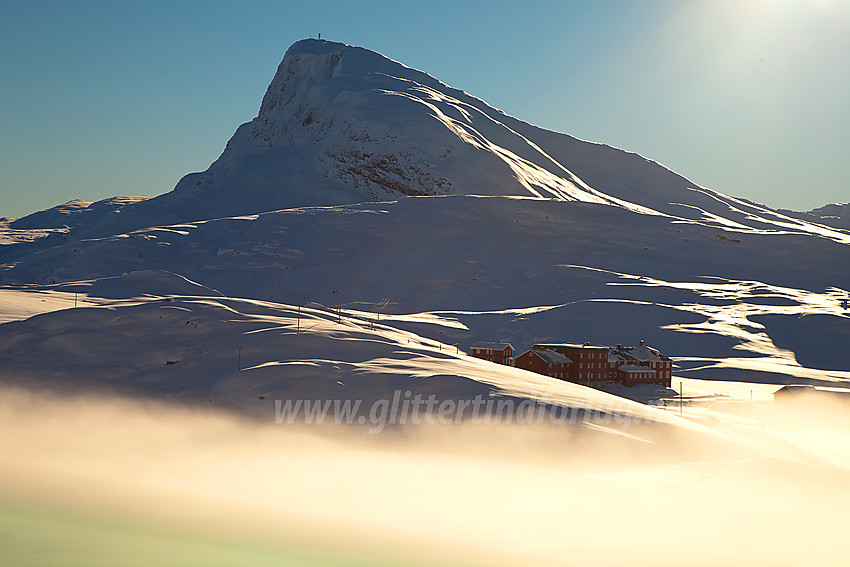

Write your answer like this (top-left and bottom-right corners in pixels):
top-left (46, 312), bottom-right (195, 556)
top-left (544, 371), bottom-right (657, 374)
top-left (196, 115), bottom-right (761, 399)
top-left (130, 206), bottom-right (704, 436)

top-left (516, 341), bottom-right (672, 387)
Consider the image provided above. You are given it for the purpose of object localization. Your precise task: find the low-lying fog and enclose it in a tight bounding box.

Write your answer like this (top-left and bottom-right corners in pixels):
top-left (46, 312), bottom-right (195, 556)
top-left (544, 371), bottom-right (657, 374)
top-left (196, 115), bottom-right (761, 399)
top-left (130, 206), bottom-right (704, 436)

top-left (2, 387), bottom-right (849, 566)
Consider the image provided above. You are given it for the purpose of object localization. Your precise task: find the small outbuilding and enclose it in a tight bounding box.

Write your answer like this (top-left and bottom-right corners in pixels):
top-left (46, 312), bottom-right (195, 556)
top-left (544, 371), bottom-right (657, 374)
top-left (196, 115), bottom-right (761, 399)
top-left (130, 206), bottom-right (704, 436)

top-left (470, 342), bottom-right (514, 366)
top-left (774, 385), bottom-right (850, 403)
top-left (616, 364), bottom-right (659, 387)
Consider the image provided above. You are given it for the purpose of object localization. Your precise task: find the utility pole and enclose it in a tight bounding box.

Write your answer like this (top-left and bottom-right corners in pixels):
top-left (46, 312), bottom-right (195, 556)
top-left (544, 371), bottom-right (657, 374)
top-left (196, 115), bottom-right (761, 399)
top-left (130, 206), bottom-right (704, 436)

top-left (331, 290), bottom-right (340, 323)
top-left (371, 298), bottom-right (390, 330)
top-left (680, 380), bottom-right (683, 417)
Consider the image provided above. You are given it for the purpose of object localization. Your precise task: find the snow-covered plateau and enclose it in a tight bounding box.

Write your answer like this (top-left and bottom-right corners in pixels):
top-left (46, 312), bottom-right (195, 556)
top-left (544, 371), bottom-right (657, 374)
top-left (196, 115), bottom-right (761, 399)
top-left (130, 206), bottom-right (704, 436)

top-left (2, 38), bottom-right (850, 566)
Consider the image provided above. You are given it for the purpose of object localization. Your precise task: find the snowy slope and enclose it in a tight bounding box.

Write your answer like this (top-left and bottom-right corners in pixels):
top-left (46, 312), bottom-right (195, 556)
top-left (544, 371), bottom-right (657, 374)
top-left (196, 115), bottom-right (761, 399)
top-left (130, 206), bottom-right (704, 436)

top-left (1, 38), bottom-right (849, 402)
top-left (0, 289), bottom-right (722, 443)
top-left (9, 196), bottom-right (152, 230)
top-left (3, 193), bottom-right (850, 386)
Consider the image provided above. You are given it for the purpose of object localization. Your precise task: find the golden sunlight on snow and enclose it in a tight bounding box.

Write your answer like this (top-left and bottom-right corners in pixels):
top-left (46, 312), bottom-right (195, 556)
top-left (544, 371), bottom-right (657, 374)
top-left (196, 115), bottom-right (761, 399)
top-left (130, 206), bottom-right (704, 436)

top-left (0, 289), bottom-right (103, 323)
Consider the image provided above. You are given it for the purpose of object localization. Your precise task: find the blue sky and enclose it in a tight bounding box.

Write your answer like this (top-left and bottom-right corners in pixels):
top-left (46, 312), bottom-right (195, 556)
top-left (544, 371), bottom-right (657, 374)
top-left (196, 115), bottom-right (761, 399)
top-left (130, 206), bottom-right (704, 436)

top-left (1, 0), bottom-right (848, 219)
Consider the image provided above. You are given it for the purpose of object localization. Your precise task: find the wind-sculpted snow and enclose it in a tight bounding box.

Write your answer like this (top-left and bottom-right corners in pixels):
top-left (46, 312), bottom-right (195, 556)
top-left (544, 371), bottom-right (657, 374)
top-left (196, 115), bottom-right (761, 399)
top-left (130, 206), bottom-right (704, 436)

top-left (2, 196), bottom-right (849, 388)
top-left (566, 266), bottom-right (850, 383)
top-left (0, 292), bottom-right (705, 441)
top-left (1, 39), bottom-right (849, 402)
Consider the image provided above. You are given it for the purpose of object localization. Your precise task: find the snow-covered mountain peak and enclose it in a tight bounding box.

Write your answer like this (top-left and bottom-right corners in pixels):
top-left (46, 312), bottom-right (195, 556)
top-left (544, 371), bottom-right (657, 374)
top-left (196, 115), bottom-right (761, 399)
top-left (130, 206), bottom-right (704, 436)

top-left (272, 38), bottom-right (445, 94)
top-left (250, 39), bottom-right (444, 150)
top-left (167, 38), bottom-right (477, 209)
top-left (167, 39), bottom-right (791, 228)
top-left (253, 40), bottom-right (347, 144)
top-left (16, 38), bottom-right (850, 245)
